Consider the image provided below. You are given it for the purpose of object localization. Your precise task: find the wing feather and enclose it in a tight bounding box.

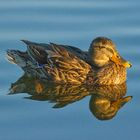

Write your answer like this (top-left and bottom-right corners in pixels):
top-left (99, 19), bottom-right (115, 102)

top-left (22, 40), bottom-right (91, 84)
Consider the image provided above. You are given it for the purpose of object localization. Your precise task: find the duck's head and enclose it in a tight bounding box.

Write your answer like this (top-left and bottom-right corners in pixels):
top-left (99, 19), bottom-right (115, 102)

top-left (88, 37), bottom-right (132, 68)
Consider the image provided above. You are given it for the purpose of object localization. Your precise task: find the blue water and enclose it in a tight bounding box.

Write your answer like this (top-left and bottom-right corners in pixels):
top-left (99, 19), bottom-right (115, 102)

top-left (0, 0), bottom-right (140, 140)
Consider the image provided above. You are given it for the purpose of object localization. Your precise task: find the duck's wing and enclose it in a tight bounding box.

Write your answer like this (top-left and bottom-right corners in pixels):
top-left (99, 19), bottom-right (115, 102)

top-left (51, 43), bottom-right (88, 62)
top-left (22, 40), bottom-right (88, 62)
top-left (22, 40), bottom-right (91, 84)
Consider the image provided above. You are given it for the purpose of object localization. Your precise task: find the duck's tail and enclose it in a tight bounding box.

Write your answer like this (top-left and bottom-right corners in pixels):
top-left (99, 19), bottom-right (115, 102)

top-left (6, 49), bottom-right (27, 68)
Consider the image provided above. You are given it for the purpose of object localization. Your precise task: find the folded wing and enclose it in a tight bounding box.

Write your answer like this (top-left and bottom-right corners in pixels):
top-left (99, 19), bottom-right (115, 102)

top-left (22, 40), bottom-right (91, 84)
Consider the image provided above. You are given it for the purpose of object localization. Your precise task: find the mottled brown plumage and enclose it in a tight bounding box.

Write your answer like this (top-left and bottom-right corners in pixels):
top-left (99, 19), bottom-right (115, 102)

top-left (6, 37), bottom-right (132, 85)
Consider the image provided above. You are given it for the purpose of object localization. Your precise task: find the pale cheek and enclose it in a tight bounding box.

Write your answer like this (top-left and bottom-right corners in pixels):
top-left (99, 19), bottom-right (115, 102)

top-left (94, 59), bottom-right (106, 66)
top-left (93, 54), bottom-right (109, 66)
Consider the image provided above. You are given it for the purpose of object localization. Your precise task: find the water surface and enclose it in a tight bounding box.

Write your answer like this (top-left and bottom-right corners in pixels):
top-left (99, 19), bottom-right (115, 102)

top-left (0, 0), bottom-right (140, 140)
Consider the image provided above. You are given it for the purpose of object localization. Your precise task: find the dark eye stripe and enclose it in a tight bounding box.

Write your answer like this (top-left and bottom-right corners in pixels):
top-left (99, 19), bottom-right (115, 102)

top-left (106, 47), bottom-right (114, 54)
top-left (94, 45), bottom-right (106, 49)
top-left (94, 45), bottom-right (114, 54)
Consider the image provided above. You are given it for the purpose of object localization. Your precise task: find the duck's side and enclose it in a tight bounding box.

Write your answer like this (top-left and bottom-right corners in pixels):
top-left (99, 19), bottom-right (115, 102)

top-left (7, 40), bottom-right (91, 84)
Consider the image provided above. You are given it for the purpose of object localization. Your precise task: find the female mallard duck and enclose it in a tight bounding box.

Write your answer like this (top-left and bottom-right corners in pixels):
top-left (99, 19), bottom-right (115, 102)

top-left (6, 37), bottom-right (132, 85)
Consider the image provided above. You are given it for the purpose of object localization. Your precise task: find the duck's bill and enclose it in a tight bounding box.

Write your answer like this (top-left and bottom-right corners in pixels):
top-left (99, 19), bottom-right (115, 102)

top-left (121, 60), bottom-right (132, 68)
top-left (121, 57), bottom-right (132, 68)
top-left (110, 54), bottom-right (132, 68)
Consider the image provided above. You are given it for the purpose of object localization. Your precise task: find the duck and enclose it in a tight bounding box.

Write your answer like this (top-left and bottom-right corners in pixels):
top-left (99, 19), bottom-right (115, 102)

top-left (6, 37), bottom-right (132, 85)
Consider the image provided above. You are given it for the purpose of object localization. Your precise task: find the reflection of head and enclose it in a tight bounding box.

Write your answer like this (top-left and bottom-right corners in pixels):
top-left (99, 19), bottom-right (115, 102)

top-left (89, 94), bottom-right (132, 120)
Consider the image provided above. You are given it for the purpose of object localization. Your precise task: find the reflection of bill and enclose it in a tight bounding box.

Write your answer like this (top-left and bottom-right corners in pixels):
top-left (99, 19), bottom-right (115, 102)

top-left (9, 74), bottom-right (132, 121)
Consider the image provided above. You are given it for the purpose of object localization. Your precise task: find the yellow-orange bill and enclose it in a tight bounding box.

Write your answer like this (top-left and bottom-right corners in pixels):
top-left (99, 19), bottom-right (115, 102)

top-left (110, 54), bottom-right (132, 68)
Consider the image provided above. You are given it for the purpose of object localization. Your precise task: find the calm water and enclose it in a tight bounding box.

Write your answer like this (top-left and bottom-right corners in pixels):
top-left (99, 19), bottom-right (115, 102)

top-left (0, 0), bottom-right (140, 140)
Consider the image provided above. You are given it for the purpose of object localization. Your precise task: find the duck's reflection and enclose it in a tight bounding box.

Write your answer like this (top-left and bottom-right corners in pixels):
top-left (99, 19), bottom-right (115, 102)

top-left (9, 74), bottom-right (132, 120)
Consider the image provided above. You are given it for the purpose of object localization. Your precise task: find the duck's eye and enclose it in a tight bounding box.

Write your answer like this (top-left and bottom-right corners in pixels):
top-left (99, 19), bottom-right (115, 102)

top-left (116, 55), bottom-right (120, 58)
